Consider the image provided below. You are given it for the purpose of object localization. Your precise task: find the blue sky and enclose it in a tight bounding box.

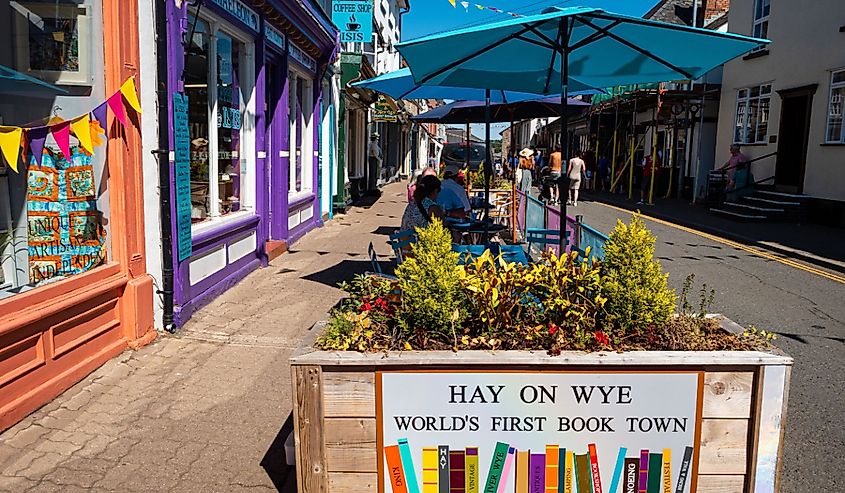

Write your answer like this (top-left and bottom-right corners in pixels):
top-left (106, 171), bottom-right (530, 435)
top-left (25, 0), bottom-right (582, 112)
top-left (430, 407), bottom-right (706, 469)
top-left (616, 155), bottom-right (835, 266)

top-left (402, 1), bottom-right (658, 138)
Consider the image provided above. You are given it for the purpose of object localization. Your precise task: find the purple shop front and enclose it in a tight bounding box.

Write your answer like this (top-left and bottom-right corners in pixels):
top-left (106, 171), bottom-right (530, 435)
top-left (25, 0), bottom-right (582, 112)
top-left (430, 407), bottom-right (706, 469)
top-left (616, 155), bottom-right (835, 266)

top-left (165, 0), bottom-right (338, 326)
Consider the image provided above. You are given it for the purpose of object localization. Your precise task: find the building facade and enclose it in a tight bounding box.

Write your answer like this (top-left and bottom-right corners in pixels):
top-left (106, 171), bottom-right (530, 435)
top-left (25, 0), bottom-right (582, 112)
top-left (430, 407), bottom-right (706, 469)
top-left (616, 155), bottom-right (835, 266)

top-left (0, 0), bottom-right (154, 431)
top-left (715, 0), bottom-right (845, 223)
top-left (142, 0), bottom-right (339, 328)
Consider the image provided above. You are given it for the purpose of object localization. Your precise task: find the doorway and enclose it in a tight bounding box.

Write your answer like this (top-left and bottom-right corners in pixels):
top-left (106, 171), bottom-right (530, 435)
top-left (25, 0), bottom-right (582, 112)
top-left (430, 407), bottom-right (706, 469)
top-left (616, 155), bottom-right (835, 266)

top-left (265, 53), bottom-right (286, 240)
top-left (775, 85), bottom-right (816, 193)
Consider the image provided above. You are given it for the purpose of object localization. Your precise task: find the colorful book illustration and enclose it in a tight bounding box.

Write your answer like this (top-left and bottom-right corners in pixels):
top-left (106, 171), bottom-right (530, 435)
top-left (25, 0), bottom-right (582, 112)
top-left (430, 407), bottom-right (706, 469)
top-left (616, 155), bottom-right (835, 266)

top-left (661, 450), bottom-right (672, 493)
top-left (588, 444), bottom-right (603, 493)
top-left (545, 445), bottom-right (559, 493)
top-left (497, 447), bottom-right (516, 493)
top-left (398, 439), bottom-right (421, 493)
top-left (422, 447), bottom-right (439, 493)
top-left (439, 446), bottom-right (450, 493)
top-left (574, 453), bottom-right (592, 493)
top-left (466, 447), bottom-right (480, 493)
top-left (646, 453), bottom-right (663, 493)
top-left (608, 447), bottom-right (628, 493)
top-left (673, 447), bottom-right (693, 493)
top-left (557, 448), bottom-right (566, 493)
top-left (638, 450), bottom-right (649, 493)
top-left (386, 444), bottom-right (410, 493)
top-left (451, 449), bottom-right (467, 493)
top-left (623, 458), bottom-right (640, 493)
top-left (529, 453), bottom-right (546, 493)
top-left (483, 442), bottom-right (510, 493)
top-left (564, 451), bottom-right (574, 493)
top-left (516, 450), bottom-right (530, 493)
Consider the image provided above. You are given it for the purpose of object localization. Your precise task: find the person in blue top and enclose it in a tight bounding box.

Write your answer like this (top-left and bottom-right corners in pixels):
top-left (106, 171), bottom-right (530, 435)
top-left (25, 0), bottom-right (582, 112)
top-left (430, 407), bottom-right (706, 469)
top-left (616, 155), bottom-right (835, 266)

top-left (437, 164), bottom-right (471, 219)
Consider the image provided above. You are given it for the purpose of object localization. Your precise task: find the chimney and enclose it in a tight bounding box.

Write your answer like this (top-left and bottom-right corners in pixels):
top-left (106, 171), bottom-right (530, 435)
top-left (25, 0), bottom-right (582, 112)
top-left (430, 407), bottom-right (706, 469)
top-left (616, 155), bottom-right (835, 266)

top-left (703, 0), bottom-right (731, 24)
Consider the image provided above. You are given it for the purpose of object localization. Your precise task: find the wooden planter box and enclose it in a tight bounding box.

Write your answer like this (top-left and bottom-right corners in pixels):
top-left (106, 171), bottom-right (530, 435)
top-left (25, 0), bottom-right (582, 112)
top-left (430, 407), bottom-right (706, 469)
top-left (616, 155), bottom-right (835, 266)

top-left (291, 317), bottom-right (792, 493)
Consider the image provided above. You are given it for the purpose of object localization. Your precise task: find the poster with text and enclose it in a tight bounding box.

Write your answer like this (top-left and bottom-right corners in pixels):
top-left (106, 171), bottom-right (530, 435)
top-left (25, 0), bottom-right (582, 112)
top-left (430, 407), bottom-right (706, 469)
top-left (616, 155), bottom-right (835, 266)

top-left (378, 371), bottom-right (703, 493)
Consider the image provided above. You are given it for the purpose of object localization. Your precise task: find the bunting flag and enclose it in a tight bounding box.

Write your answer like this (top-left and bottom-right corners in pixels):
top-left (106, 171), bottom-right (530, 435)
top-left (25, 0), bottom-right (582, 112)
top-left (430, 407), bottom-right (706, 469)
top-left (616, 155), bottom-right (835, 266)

top-left (444, 1), bottom-right (522, 17)
top-left (0, 76), bottom-right (141, 173)
top-left (0, 126), bottom-right (23, 173)
top-left (460, 1), bottom-right (470, 11)
top-left (448, 0), bottom-right (456, 6)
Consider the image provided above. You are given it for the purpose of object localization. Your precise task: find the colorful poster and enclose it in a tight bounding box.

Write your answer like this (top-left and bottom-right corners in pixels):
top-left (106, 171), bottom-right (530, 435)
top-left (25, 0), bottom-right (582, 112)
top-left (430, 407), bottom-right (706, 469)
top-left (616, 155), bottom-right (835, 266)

top-left (173, 93), bottom-right (193, 262)
top-left (332, 0), bottom-right (373, 43)
top-left (378, 372), bottom-right (702, 493)
top-left (27, 150), bottom-right (107, 283)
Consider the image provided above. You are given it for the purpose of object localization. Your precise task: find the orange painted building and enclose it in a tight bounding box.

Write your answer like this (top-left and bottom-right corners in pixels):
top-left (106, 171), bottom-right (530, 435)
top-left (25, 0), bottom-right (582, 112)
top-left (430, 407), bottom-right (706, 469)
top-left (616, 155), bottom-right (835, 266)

top-left (0, 0), bottom-right (154, 432)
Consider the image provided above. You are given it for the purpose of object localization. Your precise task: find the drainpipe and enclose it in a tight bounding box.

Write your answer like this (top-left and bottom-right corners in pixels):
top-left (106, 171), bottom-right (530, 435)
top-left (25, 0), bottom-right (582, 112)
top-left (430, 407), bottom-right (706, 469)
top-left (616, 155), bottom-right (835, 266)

top-left (152, 0), bottom-right (175, 332)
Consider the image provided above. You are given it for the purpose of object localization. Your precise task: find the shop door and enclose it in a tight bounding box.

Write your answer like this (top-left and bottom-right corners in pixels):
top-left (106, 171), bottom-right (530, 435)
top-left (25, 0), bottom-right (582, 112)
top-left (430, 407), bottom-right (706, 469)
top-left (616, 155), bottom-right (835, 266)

top-left (265, 55), bottom-right (286, 240)
top-left (775, 86), bottom-right (816, 193)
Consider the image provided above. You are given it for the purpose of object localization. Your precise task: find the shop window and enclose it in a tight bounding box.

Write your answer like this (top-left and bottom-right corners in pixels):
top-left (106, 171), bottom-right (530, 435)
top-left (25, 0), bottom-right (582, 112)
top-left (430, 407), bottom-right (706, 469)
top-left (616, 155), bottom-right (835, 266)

top-left (288, 69), bottom-right (313, 197)
top-left (184, 14), bottom-right (255, 227)
top-left (826, 69), bottom-right (845, 144)
top-left (734, 84), bottom-right (771, 144)
top-left (752, 0), bottom-right (770, 41)
top-left (0, 0), bottom-right (109, 300)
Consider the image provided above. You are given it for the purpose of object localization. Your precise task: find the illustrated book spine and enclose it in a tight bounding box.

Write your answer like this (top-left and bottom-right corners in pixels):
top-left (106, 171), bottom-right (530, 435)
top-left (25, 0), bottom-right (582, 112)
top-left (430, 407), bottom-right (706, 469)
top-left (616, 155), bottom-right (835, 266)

top-left (482, 442), bottom-right (510, 493)
top-left (466, 447), bottom-right (479, 493)
top-left (623, 458), bottom-right (639, 493)
top-left (545, 445), bottom-right (559, 493)
top-left (673, 447), bottom-right (693, 493)
top-left (646, 453), bottom-right (663, 493)
top-left (608, 447), bottom-right (628, 493)
top-left (450, 449), bottom-right (466, 493)
top-left (386, 444), bottom-right (410, 493)
top-left (422, 447), bottom-right (439, 493)
top-left (564, 451), bottom-right (574, 493)
top-left (588, 444), bottom-right (603, 493)
top-left (497, 447), bottom-right (515, 493)
top-left (439, 445), bottom-right (450, 493)
top-left (529, 453), bottom-right (546, 493)
top-left (661, 450), bottom-right (671, 493)
top-left (574, 453), bottom-right (592, 493)
top-left (398, 438), bottom-right (420, 493)
top-left (638, 450), bottom-right (649, 493)
top-left (516, 450), bottom-right (530, 493)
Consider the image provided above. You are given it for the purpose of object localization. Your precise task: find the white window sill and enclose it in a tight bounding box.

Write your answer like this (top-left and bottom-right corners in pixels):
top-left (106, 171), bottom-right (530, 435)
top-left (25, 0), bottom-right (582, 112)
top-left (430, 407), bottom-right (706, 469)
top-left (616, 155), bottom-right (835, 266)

top-left (191, 209), bottom-right (255, 237)
top-left (288, 191), bottom-right (315, 206)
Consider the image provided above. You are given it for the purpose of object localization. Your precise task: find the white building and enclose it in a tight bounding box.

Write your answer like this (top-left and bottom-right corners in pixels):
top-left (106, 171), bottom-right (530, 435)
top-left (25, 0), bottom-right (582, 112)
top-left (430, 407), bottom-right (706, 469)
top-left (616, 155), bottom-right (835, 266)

top-left (715, 0), bottom-right (845, 224)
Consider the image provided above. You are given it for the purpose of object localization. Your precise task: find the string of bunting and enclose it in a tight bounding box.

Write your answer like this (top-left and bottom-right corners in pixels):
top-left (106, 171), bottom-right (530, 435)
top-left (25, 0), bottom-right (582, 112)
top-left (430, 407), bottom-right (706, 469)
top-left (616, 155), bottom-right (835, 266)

top-left (0, 76), bottom-right (142, 174)
top-left (447, 0), bottom-right (523, 17)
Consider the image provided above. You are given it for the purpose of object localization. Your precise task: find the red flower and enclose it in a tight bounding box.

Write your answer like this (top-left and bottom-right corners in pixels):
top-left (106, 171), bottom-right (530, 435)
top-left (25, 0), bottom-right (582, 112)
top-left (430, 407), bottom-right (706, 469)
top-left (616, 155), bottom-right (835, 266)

top-left (360, 302), bottom-right (373, 312)
top-left (594, 331), bottom-right (610, 346)
top-left (548, 323), bottom-right (559, 335)
top-left (374, 297), bottom-right (389, 310)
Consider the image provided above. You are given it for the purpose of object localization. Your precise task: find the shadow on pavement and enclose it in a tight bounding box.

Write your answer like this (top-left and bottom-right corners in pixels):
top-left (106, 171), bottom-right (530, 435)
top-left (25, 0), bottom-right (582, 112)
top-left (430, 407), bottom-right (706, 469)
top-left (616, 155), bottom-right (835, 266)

top-left (372, 226), bottom-right (398, 236)
top-left (302, 259), bottom-right (394, 288)
top-left (261, 413), bottom-right (296, 492)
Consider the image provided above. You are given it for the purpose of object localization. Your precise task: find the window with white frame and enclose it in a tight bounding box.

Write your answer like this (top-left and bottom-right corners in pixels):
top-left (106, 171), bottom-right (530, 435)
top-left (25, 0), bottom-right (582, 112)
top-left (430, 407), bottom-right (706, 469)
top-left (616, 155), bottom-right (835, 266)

top-left (752, 0), bottom-right (770, 39)
top-left (184, 14), bottom-right (256, 227)
top-left (288, 68), bottom-right (314, 197)
top-left (826, 69), bottom-right (845, 143)
top-left (734, 84), bottom-right (771, 144)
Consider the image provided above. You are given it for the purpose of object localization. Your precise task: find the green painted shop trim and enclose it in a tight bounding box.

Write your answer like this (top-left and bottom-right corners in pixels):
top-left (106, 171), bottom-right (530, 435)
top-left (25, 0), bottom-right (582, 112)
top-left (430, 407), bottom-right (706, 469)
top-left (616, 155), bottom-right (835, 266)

top-left (334, 53), bottom-right (365, 210)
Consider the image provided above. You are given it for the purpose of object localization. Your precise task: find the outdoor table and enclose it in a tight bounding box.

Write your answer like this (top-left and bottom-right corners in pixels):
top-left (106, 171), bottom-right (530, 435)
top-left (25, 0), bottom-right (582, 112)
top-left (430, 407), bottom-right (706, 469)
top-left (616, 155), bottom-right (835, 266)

top-left (452, 244), bottom-right (529, 265)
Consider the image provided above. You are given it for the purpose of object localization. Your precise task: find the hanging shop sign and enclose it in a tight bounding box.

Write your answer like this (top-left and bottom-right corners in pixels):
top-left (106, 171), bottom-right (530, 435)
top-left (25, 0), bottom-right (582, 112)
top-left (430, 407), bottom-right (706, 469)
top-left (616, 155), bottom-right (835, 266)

top-left (373, 96), bottom-right (398, 123)
top-left (208, 0), bottom-right (259, 32)
top-left (173, 93), bottom-right (193, 262)
top-left (378, 371), bottom-right (703, 493)
top-left (266, 24), bottom-right (286, 51)
top-left (332, 0), bottom-right (373, 43)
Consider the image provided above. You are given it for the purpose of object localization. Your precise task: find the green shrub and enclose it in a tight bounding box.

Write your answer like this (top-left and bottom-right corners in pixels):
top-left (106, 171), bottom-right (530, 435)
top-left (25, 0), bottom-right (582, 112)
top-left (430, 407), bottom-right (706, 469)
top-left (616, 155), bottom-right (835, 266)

top-left (395, 219), bottom-right (464, 345)
top-left (601, 215), bottom-right (676, 335)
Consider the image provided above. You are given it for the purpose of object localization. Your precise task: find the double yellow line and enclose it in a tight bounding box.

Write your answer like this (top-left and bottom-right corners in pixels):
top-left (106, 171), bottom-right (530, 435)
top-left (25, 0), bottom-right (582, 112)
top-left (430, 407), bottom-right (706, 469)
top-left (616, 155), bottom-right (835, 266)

top-left (597, 202), bottom-right (845, 286)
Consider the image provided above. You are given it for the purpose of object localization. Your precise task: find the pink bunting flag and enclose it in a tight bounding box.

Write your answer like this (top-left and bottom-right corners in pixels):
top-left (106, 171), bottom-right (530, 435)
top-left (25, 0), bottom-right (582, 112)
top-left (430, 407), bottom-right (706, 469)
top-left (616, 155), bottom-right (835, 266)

top-left (51, 121), bottom-right (72, 160)
top-left (107, 91), bottom-right (127, 127)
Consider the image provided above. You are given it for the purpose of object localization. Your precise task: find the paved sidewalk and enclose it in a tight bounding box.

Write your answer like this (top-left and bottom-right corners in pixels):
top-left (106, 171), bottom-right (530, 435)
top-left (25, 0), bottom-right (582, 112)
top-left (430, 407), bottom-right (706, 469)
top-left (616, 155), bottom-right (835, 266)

top-left (580, 190), bottom-right (845, 274)
top-left (0, 183), bottom-right (408, 492)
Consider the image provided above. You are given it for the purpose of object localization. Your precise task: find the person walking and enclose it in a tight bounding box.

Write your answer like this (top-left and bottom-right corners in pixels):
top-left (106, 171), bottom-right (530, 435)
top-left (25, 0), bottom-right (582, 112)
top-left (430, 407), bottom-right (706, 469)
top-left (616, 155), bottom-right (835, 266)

top-left (597, 154), bottom-right (610, 192)
top-left (367, 132), bottom-right (382, 192)
top-left (518, 148), bottom-right (535, 196)
top-left (548, 145), bottom-right (563, 204)
top-left (638, 153), bottom-right (659, 205)
top-left (567, 150), bottom-right (586, 206)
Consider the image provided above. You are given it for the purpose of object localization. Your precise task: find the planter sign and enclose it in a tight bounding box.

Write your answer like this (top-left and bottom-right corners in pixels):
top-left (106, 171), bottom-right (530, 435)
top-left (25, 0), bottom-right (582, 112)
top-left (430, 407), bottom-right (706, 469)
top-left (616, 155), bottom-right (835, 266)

top-left (378, 371), bottom-right (703, 493)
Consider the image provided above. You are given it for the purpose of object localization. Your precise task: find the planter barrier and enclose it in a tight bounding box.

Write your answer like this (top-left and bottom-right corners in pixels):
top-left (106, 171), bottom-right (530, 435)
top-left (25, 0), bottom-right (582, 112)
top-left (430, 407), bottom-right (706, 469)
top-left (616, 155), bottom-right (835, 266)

top-left (291, 317), bottom-right (792, 493)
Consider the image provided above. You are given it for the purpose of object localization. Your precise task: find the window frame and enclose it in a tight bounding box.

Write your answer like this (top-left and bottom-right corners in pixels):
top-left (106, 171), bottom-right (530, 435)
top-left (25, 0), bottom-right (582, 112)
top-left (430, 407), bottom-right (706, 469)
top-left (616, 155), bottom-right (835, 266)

top-left (187, 9), bottom-right (257, 237)
top-left (287, 64), bottom-right (315, 200)
top-left (825, 69), bottom-right (845, 144)
top-left (733, 83), bottom-right (772, 145)
top-left (752, 0), bottom-right (770, 40)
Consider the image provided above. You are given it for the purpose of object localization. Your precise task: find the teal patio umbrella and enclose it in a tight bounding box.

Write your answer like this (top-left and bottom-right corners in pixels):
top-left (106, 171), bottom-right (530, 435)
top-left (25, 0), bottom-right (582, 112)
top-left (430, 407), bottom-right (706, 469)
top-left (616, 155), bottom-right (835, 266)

top-left (397, 6), bottom-right (769, 250)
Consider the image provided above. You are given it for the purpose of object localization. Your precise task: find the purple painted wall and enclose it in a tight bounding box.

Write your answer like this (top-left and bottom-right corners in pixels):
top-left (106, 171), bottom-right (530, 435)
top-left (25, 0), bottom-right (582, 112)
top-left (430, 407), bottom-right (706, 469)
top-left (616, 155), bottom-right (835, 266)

top-left (164, 0), bottom-right (338, 327)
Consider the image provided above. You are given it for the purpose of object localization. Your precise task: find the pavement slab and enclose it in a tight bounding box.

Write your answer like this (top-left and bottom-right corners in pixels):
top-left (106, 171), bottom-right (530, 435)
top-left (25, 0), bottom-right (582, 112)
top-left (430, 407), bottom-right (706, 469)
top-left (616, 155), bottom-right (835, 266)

top-left (0, 184), bottom-right (408, 493)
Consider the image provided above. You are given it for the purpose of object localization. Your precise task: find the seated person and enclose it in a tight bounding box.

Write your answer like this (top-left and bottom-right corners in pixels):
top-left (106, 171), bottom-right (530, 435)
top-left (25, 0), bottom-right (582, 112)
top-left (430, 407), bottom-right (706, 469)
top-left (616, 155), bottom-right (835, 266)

top-left (401, 175), bottom-right (444, 232)
top-left (437, 164), bottom-right (471, 219)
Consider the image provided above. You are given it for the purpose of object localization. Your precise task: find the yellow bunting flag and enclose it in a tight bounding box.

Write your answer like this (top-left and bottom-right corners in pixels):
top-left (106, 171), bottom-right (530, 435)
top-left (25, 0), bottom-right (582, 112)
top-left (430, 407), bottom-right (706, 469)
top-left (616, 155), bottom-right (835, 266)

top-left (120, 76), bottom-right (142, 114)
top-left (71, 114), bottom-right (94, 154)
top-left (448, 0), bottom-right (456, 6)
top-left (0, 126), bottom-right (23, 173)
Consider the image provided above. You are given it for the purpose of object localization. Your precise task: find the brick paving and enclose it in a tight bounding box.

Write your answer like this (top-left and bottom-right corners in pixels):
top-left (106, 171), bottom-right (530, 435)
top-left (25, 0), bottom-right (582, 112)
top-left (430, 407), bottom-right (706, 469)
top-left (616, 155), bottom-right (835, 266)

top-left (0, 183), bottom-right (408, 492)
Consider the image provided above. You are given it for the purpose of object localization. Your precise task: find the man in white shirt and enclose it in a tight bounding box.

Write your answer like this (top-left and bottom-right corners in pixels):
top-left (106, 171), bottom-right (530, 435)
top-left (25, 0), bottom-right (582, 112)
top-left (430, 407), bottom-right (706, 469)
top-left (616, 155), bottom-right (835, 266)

top-left (437, 164), bottom-right (471, 218)
top-left (367, 133), bottom-right (382, 191)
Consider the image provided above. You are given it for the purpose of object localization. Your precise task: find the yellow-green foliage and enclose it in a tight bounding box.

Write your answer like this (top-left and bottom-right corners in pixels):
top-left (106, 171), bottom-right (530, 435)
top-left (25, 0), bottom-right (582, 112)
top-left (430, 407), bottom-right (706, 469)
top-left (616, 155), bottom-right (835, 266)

top-left (601, 215), bottom-right (676, 334)
top-left (395, 219), bottom-right (465, 338)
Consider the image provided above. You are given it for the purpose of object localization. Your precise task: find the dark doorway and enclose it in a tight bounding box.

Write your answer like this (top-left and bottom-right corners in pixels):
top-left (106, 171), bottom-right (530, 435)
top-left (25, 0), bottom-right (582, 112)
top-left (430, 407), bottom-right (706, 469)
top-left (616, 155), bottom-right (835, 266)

top-left (775, 85), bottom-right (817, 193)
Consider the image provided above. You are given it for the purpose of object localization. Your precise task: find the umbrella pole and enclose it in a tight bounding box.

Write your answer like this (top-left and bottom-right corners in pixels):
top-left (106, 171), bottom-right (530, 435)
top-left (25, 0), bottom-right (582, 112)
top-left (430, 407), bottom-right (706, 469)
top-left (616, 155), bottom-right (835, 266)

top-left (484, 88), bottom-right (492, 245)
top-left (558, 23), bottom-right (572, 255)
top-left (510, 111), bottom-right (516, 244)
top-left (465, 123), bottom-right (471, 197)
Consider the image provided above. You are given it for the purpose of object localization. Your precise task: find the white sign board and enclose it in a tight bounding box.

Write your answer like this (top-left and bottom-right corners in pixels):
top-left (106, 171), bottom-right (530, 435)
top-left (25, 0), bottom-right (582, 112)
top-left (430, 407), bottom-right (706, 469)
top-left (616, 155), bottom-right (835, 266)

top-left (378, 371), bottom-right (703, 493)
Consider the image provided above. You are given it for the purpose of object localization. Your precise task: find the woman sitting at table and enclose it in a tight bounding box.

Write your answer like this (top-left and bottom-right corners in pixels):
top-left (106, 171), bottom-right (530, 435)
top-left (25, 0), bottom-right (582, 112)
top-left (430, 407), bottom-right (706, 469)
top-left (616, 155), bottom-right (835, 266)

top-left (401, 175), bottom-right (444, 232)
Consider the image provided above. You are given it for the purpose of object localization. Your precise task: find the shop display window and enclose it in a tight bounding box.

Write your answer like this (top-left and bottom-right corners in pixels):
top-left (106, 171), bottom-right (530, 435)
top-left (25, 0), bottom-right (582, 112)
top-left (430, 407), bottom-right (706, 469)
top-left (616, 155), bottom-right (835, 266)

top-left (0, 0), bottom-right (109, 300)
top-left (183, 13), bottom-right (255, 227)
top-left (288, 68), bottom-right (313, 197)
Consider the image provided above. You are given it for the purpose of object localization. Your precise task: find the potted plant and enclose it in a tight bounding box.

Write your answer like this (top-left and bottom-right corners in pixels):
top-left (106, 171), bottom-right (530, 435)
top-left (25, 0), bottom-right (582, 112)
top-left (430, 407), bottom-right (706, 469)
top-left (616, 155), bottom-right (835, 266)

top-left (291, 217), bottom-right (791, 493)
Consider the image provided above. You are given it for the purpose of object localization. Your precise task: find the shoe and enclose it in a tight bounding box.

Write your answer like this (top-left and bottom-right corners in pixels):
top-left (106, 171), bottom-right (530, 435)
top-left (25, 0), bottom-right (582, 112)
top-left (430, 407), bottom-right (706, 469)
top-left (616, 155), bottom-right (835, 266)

top-left (636, 200), bottom-right (645, 205)
top-left (573, 202), bottom-right (577, 207)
